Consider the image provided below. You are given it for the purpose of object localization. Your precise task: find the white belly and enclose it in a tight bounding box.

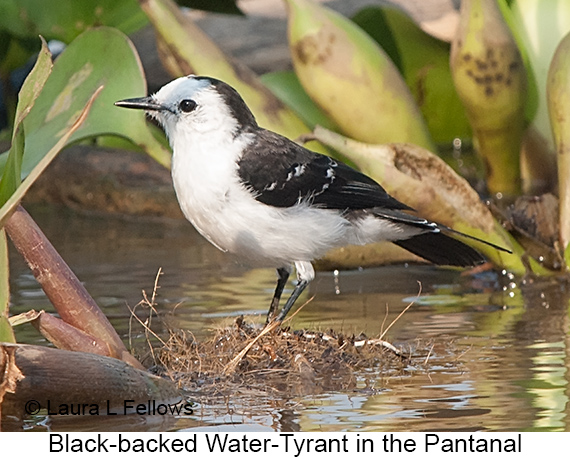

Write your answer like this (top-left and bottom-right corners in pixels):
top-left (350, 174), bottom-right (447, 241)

top-left (173, 174), bottom-right (350, 266)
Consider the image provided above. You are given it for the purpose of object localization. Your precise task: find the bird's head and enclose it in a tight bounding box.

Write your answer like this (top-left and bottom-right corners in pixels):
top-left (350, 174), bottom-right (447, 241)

top-left (115, 75), bottom-right (257, 139)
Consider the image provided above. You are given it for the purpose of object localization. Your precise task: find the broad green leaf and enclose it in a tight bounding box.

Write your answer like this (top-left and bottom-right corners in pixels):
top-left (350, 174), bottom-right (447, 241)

top-left (0, 37), bottom-right (52, 207)
top-left (352, 6), bottom-right (471, 144)
top-left (0, 0), bottom-right (148, 43)
top-left (0, 228), bottom-right (15, 343)
top-left (0, 88), bottom-right (102, 226)
top-left (0, 27), bottom-right (171, 176)
top-left (260, 71), bottom-right (339, 131)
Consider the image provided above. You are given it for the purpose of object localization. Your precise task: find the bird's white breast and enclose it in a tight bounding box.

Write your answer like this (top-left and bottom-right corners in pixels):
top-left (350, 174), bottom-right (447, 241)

top-left (170, 126), bottom-right (246, 249)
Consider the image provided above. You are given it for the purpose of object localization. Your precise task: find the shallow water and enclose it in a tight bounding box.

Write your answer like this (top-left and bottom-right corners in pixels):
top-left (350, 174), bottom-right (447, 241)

top-left (6, 205), bottom-right (570, 432)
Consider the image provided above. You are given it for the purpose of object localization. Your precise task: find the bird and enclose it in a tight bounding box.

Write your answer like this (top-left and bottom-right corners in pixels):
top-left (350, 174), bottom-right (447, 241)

top-left (115, 75), bottom-right (508, 323)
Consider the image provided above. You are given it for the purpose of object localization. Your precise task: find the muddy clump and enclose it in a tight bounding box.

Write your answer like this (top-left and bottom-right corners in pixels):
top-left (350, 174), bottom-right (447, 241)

top-left (149, 316), bottom-right (422, 402)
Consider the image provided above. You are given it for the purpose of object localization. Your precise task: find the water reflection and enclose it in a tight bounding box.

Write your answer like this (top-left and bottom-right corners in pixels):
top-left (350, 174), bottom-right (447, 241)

top-left (6, 205), bottom-right (570, 431)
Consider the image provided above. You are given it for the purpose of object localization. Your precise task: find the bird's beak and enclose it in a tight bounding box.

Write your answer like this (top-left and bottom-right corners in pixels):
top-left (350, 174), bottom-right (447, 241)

top-left (114, 96), bottom-right (166, 111)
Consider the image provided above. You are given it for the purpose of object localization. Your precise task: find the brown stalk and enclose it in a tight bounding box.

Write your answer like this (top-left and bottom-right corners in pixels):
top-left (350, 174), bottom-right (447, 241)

top-left (4, 205), bottom-right (142, 369)
top-left (1, 343), bottom-right (181, 423)
top-left (31, 311), bottom-right (114, 357)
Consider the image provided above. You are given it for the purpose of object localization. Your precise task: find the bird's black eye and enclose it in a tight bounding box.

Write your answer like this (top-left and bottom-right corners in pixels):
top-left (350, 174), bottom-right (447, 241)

top-left (179, 99), bottom-right (197, 113)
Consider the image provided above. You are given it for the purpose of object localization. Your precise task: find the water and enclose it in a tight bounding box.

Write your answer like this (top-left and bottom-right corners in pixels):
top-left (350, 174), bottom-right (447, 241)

top-left (6, 205), bottom-right (570, 432)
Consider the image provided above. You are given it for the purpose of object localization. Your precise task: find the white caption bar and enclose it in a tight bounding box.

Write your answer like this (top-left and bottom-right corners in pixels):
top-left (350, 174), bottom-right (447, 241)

top-left (1, 431), bottom-right (568, 456)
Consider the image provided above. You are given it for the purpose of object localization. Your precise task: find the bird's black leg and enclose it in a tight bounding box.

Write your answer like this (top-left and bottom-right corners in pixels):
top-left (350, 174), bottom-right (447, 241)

top-left (275, 279), bottom-right (309, 322)
top-left (266, 267), bottom-right (290, 323)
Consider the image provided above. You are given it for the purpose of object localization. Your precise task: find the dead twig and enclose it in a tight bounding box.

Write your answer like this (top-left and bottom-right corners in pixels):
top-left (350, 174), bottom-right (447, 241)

top-left (128, 268), bottom-right (167, 365)
top-left (379, 282), bottom-right (421, 340)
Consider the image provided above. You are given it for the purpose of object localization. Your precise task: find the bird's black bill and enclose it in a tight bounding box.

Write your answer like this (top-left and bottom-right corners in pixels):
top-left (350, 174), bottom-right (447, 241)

top-left (114, 96), bottom-right (165, 111)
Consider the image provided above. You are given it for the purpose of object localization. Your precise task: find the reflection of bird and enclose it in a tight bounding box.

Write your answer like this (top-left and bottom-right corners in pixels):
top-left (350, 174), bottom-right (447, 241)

top-left (116, 75), bottom-right (507, 322)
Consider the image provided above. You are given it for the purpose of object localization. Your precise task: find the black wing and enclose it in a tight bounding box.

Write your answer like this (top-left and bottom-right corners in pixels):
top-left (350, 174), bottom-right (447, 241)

top-left (237, 130), bottom-right (410, 211)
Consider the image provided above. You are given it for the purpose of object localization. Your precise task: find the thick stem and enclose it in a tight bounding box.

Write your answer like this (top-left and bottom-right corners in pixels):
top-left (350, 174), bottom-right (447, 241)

top-left (4, 205), bottom-right (141, 368)
top-left (1, 343), bottom-right (181, 423)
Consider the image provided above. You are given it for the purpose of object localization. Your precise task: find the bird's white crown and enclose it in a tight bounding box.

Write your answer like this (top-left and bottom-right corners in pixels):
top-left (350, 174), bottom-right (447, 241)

top-left (152, 75), bottom-right (210, 109)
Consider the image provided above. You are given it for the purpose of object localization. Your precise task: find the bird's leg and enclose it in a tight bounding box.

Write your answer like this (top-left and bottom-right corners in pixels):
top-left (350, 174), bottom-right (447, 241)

top-left (274, 261), bottom-right (314, 322)
top-left (275, 279), bottom-right (309, 322)
top-left (266, 266), bottom-right (291, 323)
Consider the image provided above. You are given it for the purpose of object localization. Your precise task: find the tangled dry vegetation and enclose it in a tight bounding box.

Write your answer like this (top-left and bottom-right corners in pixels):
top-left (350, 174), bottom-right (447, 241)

top-left (155, 318), bottom-right (411, 397)
top-left (128, 272), bottom-right (458, 410)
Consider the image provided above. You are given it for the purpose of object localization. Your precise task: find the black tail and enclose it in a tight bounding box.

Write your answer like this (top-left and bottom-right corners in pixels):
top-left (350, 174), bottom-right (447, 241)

top-left (375, 208), bottom-right (511, 266)
top-left (393, 232), bottom-right (486, 267)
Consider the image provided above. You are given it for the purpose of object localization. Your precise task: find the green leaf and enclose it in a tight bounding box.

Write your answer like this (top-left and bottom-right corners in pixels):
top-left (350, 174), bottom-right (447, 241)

top-left (0, 0), bottom-right (148, 43)
top-left (0, 88), bottom-right (102, 227)
top-left (0, 126), bottom-right (24, 207)
top-left (0, 37), bottom-right (52, 207)
top-left (352, 6), bottom-right (472, 144)
top-left (0, 27), bottom-right (171, 177)
top-left (260, 71), bottom-right (339, 131)
top-left (351, 7), bottom-right (402, 72)
top-left (0, 228), bottom-right (15, 343)
top-left (12, 37), bottom-right (53, 130)
top-left (497, 0), bottom-right (538, 123)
